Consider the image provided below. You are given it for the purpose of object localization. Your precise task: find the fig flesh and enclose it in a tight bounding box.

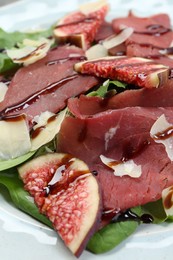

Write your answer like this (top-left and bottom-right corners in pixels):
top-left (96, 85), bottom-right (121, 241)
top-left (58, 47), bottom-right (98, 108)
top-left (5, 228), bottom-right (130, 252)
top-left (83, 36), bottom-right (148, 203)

top-left (74, 56), bottom-right (169, 88)
top-left (53, 0), bottom-right (109, 50)
top-left (18, 153), bottom-right (102, 257)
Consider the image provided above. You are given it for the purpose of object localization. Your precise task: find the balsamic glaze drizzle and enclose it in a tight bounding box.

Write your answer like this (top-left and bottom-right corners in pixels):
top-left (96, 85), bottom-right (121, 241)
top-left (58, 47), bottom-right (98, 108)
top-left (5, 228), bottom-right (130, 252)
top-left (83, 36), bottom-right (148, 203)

top-left (102, 208), bottom-right (153, 224)
top-left (0, 74), bottom-right (78, 118)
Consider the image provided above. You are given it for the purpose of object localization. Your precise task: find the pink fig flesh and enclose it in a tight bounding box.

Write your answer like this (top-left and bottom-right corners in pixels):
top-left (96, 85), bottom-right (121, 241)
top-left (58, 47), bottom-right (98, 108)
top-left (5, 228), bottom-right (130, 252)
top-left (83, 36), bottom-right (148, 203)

top-left (18, 153), bottom-right (102, 257)
top-left (53, 0), bottom-right (109, 50)
top-left (74, 56), bottom-right (169, 88)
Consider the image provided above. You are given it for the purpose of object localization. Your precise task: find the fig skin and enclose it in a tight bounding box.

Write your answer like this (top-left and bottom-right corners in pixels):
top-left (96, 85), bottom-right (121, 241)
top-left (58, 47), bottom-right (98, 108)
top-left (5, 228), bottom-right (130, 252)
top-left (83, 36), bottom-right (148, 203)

top-left (18, 153), bottom-right (102, 257)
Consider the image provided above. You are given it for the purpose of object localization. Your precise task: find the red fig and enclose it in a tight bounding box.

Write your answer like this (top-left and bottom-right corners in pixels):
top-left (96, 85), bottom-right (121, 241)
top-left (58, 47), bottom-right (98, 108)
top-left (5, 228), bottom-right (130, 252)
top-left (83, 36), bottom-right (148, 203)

top-left (53, 0), bottom-right (109, 50)
top-left (74, 56), bottom-right (169, 88)
top-left (18, 153), bottom-right (102, 257)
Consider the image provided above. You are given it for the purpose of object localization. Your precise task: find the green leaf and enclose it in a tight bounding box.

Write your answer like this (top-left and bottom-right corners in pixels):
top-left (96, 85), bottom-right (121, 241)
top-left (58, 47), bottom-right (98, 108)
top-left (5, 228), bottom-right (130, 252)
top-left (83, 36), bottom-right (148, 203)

top-left (88, 79), bottom-right (127, 98)
top-left (87, 220), bottom-right (138, 254)
top-left (0, 28), bottom-right (53, 49)
top-left (0, 151), bottom-right (36, 171)
top-left (0, 27), bottom-right (53, 73)
top-left (141, 199), bottom-right (167, 224)
top-left (0, 168), bottom-right (52, 228)
top-left (0, 52), bottom-right (19, 74)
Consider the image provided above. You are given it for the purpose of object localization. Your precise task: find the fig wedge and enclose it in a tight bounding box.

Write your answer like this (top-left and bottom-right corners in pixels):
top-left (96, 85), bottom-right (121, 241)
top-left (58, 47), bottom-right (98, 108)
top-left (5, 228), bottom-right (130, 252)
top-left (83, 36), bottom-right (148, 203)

top-left (18, 153), bottom-right (102, 257)
top-left (53, 0), bottom-right (109, 50)
top-left (74, 56), bottom-right (169, 88)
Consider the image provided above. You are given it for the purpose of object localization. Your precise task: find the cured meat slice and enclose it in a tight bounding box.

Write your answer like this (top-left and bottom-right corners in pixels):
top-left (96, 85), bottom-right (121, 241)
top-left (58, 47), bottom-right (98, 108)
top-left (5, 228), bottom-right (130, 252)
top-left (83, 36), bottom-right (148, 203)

top-left (112, 12), bottom-right (171, 34)
top-left (94, 21), bottom-right (114, 42)
top-left (53, 0), bottom-right (109, 50)
top-left (112, 12), bottom-right (173, 66)
top-left (58, 102), bottom-right (173, 212)
top-left (105, 80), bottom-right (173, 108)
top-left (75, 56), bottom-right (169, 88)
top-left (0, 46), bottom-right (99, 124)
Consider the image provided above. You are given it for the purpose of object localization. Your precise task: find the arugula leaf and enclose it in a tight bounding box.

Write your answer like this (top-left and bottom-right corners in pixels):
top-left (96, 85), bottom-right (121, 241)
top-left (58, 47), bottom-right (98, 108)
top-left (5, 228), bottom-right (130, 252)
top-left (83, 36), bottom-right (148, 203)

top-left (88, 79), bottom-right (127, 97)
top-left (0, 28), bottom-right (52, 49)
top-left (0, 27), bottom-right (53, 73)
top-left (0, 52), bottom-right (20, 74)
top-left (87, 220), bottom-right (138, 254)
top-left (0, 168), bottom-right (52, 228)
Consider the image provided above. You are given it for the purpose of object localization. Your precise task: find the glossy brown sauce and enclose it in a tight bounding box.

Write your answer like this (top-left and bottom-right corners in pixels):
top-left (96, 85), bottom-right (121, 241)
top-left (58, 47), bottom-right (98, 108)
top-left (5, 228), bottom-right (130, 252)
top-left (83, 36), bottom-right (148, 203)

top-left (0, 113), bottom-right (26, 122)
top-left (44, 154), bottom-right (90, 196)
top-left (31, 126), bottom-right (45, 139)
top-left (163, 188), bottom-right (173, 209)
top-left (46, 55), bottom-right (86, 66)
top-left (153, 126), bottom-right (173, 140)
top-left (14, 43), bottom-right (47, 62)
top-left (135, 24), bottom-right (171, 36)
top-left (106, 139), bottom-right (150, 167)
top-left (0, 74), bottom-right (78, 116)
top-left (102, 208), bottom-right (153, 223)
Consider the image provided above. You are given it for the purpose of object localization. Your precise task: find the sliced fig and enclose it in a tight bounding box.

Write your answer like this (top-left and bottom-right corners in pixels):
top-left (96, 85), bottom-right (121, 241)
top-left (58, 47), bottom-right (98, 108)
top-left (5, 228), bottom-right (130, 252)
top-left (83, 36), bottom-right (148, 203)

top-left (18, 153), bottom-right (102, 257)
top-left (53, 0), bottom-right (109, 50)
top-left (74, 56), bottom-right (169, 88)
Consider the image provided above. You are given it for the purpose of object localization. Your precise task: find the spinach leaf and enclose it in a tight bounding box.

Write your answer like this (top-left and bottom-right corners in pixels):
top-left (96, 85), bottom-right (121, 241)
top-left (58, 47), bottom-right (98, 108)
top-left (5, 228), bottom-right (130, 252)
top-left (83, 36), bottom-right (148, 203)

top-left (0, 168), bottom-right (52, 228)
top-left (87, 220), bottom-right (138, 254)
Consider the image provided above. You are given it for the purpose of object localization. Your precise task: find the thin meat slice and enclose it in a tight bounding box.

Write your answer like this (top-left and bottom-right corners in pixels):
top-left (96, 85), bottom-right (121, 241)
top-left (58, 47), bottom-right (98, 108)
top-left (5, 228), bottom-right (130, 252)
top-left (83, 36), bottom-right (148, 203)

top-left (58, 103), bottom-right (173, 211)
top-left (107, 80), bottom-right (173, 108)
top-left (66, 80), bottom-right (173, 117)
top-left (94, 21), bottom-right (115, 42)
top-left (0, 45), bottom-right (99, 123)
top-left (112, 12), bottom-right (173, 66)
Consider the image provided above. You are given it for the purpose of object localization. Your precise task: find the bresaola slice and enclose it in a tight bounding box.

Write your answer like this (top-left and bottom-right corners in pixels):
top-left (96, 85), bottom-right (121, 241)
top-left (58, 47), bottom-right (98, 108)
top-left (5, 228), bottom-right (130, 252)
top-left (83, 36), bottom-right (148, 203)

top-left (0, 45), bottom-right (99, 124)
top-left (112, 12), bottom-right (173, 67)
top-left (58, 97), bottom-right (173, 212)
top-left (18, 153), bottom-right (102, 257)
top-left (74, 56), bottom-right (169, 88)
top-left (53, 0), bottom-right (109, 50)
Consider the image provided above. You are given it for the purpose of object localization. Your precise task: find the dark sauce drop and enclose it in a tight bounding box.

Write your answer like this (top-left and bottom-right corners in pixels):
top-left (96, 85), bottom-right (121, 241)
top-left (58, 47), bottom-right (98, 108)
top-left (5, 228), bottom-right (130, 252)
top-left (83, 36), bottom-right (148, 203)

top-left (91, 170), bottom-right (98, 176)
top-left (111, 209), bottom-right (153, 224)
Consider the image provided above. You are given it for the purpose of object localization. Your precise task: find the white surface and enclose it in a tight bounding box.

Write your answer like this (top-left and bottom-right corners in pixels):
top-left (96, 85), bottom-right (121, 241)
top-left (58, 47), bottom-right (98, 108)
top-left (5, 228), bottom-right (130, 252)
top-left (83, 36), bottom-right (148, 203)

top-left (1, 0), bottom-right (173, 259)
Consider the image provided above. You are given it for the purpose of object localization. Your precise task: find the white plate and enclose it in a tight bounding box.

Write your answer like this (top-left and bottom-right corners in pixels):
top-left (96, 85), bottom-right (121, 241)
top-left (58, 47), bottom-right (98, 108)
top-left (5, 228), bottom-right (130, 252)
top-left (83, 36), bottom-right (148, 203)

top-left (1, 0), bottom-right (173, 259)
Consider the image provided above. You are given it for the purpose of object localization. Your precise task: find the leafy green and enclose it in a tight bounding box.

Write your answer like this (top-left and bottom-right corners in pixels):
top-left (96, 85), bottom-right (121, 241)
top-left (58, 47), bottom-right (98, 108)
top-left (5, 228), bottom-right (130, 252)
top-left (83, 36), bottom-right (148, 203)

top-left (141, 199), bottom-right (167, 224)
top-left (0, 168), bottom-right (52, 228)
top-left (0, 27), bottom-right (53, 73)
top-left (0, 28), bottom-right (52, 49)
top-left (88, 79), bottom-right (127, 97)
top-left (87, 207), bottom-right (141, 254)
top-left (87, 220), bottom-right (138, 254)
top-left (0, 151), bottom-right (36, 171)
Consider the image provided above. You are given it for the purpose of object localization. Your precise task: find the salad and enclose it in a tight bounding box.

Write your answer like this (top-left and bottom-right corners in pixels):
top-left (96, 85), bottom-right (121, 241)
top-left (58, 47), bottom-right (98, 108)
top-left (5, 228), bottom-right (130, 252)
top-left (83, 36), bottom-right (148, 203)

top-left (1, 0), bottom-right (173, 259)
